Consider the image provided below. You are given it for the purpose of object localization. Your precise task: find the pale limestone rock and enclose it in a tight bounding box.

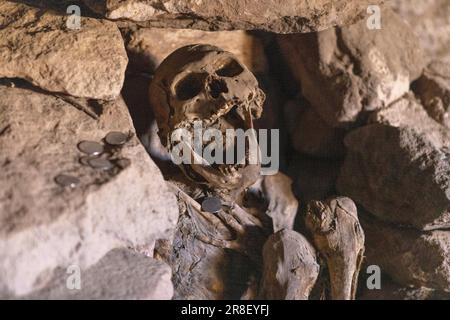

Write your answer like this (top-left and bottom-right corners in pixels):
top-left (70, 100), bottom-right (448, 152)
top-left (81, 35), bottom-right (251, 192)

top-left (0, 84), bottom-right (178, 296)
top-left (22, 248), bottom-right (173, 300)
top-left (84, 0), bottom-right (384, 34)
top-left (390, 0), bottom-right (450, 64)
top-left (0, 1), bottom-right (128, 100)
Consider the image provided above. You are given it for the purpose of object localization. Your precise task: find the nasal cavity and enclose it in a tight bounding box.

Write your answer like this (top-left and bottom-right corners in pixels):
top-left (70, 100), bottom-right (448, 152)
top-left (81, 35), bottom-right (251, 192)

top-left (208, 79), bottom-right (228, 99)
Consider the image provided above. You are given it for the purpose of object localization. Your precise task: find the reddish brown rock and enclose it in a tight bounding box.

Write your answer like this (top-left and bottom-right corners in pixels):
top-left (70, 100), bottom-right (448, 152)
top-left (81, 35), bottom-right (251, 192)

top-left (278, 9), bottom-right (425, 128)
top-left (84, 0), bottom-right (384, 34)
top-left (124, 28), bottom-right (267, 74)
top-left (414, 61), bottom-right (450, 128)
top-left (361, 214), bottom-right (450, 293)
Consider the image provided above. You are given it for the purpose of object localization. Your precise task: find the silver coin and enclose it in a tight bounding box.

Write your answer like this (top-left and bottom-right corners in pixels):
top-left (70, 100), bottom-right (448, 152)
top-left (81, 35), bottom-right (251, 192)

top-left (79, 155), bottom-right (97, 166)
top-left (55, 174), bottom-right (80, 188)
top-left (105, 131), bottom-right (128, 146)
top-left (88, 158), bottom-right (114, 170)
top-left (78, 141), bottom-right (104, 156)
top-left (201, 197), bottom-right (222, 213)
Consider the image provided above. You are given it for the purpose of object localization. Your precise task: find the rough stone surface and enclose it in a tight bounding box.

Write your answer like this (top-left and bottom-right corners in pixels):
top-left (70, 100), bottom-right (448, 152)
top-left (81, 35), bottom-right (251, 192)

top-left (0, 1), bottom-right (128, 100)
top-left (121, 74), bottom-right (171, 162)
top-left (371, 95), bottom-right (450, 149)
top-left (84, 0), bottom-right (384, 34)
top-left (391, 0), bottom-right (450, 64)
top-left (284, 99), bottom-right (346, 158)
top-left (278, 9), bottom-right (425, 128)
top-left (414, 61), bottom-right (450, 128)
top-left (124, 28), bottom-right (267, 74)
top-left (337, 97), bottom-right (450, 230)
top-left (0, 84), bottom-right (178, 297)
top-left (288, 154), bottom-right (341, 204)
top-left (22, 248), bottom-right (173, 300)
top-left (359, 277), bottom-right (449, 300)
top-left (361, 214), bottom-right (450, 293)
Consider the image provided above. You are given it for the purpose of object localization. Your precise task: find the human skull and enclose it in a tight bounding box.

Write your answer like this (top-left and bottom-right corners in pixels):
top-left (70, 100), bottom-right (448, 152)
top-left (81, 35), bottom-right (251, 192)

top-left (149, 44), bottom-right (266, 192)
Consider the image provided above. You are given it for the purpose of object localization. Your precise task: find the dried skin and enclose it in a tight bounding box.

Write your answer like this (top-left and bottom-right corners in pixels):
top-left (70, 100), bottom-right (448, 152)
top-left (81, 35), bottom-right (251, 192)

top-left (260, 230), bottom-right (320, 300)
top-left (261, 173), bottom-right (298, 232)
top-left (149, 44), bottom-right (265, 194)
top-left (306, 197), bottom-right (365, 300)
top-left (166, 182), bottom-right (268, 299)
top-left (150, 45), bottom-right (323, 300)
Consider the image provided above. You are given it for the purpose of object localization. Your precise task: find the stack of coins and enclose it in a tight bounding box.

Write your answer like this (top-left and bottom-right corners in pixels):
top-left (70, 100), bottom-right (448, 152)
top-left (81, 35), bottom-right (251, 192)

top-left (55, 131), bottom-right (131, 188)
top-left (201, 197), bottom-right (222, 213)
top-left (54, 174), bottom-right (80, 188)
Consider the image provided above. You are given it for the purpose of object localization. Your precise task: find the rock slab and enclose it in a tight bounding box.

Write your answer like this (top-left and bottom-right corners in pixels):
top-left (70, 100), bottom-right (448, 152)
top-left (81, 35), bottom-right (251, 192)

top-left (414, 61), bottom-right (450, 128)
top-left (0, 1), bottom-right (128, 100)
top-left (0, 84), bottom-right (178, 296)
top-left (362, 214), bottom-right (450, 293)
top-left (24, 248), bottom-right (174, 300)
top-left (85, 0), bottom-right (384, 34)
top-left (278, 9), bottom-right (424, 128)
top-left (391, 0), bottom-right (450, 64)
top-left (337, 97), bottom-right (450, 230)
top-left (124, 27), bottom-right (267, 74)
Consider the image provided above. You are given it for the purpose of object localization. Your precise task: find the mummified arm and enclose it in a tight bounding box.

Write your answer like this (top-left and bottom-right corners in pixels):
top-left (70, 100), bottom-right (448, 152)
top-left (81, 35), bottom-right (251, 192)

top-left (305, 197), bottom-right (365, 300)
top-left (259, 229), bottom-right (320, 300)
top-left (261, 172), bottom-right (299, 232)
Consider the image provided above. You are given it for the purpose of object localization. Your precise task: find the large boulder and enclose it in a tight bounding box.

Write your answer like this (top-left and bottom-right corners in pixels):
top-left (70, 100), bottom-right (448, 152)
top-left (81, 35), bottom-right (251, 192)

top-left (390, 0), bottom-right (450, 64)
top-left (284, 99), bottom-right (346, 159)
top-left (361, 214), bottom-right (450, 293)
top-left (0, 84), bottom-right (179, 297)
top-left (260, 230), bottom-right (319, 300)
top-left (24, 248), bottom-right (174, 300)
top-left (124, 28), bottom-right (267, 74)
top-left (84, 0), bottom-right (384, 34)
top-left (278, 9), bottom-right (425, 128)
top-left (359, 276), bottom-right (449, 300)
top-left (287, 154), bottom-right (341, 204)
top-left (414, 61), bottom-right (450, 128)
top-left (0, 1), bottom-right (128, 100)
top-left (371, 95), bottom-right (450, 148)
top-left (337, 97), bottom-right (450, 230)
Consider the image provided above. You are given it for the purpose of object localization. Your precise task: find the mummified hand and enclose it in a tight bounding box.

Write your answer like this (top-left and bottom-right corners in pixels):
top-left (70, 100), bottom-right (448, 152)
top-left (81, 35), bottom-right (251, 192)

top-left (305, 197), bottom-right (365, 300)
top-left (169, 183), bottom-right (268, 265)
top-left (195, 203), bottom-right (269, 266)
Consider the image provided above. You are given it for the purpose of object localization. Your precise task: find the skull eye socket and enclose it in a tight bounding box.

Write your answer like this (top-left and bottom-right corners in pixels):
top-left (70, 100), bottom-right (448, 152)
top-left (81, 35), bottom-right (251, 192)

top-left (216, 59), bottom-right (244, 77)
top-left (208, 79), bottom-right (228, 99)
top-left (175, 73), bottom-right (203, 100)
